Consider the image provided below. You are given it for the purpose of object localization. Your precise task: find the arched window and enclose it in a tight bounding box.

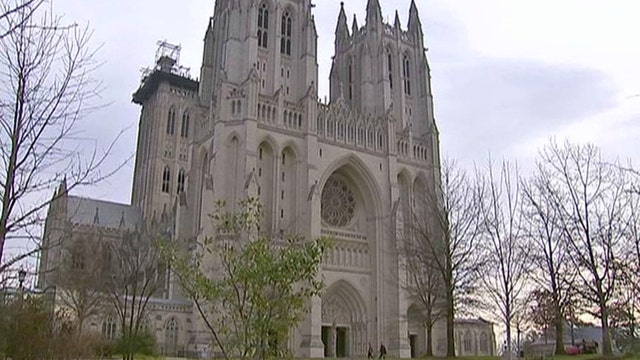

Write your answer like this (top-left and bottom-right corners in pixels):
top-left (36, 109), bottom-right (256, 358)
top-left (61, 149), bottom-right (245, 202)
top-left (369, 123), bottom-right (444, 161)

top-left (197, 153), bottom-right (209, 231)
top-left (280, 11), bottom-right (292, 55)
top-left (403, 54), bottom-right (412, 96)
top-left (387, 52), bottom-right (393, 89)
top-left (102, 316), bottom-right (117, 340)
top-left (257, 3), bottom-right (269, 48)
top-left (479, 332), bottom-right (489, 353)
top-left (70, 242), bottom-right (85, 271)
top-left (162, 166), bottom-right (171, 193)
top-left (348, 60), bottom-right (353, 100)
top-left (181, 111), bottom-right (190, 138)
top-left (164, 318), bottom-right (179, 356)
top-left (463, 331), bottom-right (472, 353)
top-left (166, 107), bottom-right (176, 135)
top-left (177, 169), bottom-right (186, 194)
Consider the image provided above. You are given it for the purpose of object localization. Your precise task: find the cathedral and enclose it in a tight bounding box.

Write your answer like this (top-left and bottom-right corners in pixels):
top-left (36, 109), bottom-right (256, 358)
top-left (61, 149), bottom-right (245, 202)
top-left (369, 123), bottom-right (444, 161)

top-left (39, 0), bottom-right (449, 357)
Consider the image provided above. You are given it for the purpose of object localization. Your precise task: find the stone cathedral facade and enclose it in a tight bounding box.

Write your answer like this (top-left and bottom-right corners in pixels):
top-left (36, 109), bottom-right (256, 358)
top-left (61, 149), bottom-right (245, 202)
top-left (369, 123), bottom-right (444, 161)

top-left (40, 0), bottom-right (447, 358)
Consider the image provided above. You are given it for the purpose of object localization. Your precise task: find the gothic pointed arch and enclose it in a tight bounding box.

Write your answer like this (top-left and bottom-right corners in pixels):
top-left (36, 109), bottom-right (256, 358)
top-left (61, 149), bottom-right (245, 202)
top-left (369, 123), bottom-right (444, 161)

top-left (479, 331), bottom-right (489, 354)
top-left (385, 45), bottom-right (395, 90)
top-left (319, 155), bottom-right (383, 274)
top-left (407, 303), bottom-right (427, 357)
top-left (101, 314), bottom-right (118, 340)
top-left (164, 317), bottom-right (179, 356)
top-left (413, 173), bottom-right (429, 221)
top-left (177, 168), bottom-right (186, 194)
top-left (256, 134), bottom-right (280, 156)
top-left (280, 7), bottom-right (293, 55)
top-left (181, 110), bottom-right (190, 138)
top-left (162, 166), bottom-right (171, 193)
top-left (463, 329), bottom-right (473, 354)
top-left (321, 279), bottom-right (368, 356)
top-left (225, 134), bottom-right (241, 208)
top-left (280, 145), bottom-right (298, 232)
top-left (257, 2), bottom-right (270, 49)
top-left (196, 151), bottom-right (209, 231)
top-left (318, 154), bottom-right (383, 219)
top-left (397, 169), bottom-right (413, 239)
top-left (257, 140), bottom-right (275, 231)
top-left (402, 51), bottom-right (413, 96)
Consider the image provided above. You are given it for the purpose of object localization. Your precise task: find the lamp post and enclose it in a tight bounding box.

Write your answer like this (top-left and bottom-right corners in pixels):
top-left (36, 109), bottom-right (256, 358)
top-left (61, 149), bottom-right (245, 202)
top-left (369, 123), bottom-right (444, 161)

top-left (17, 268), bottom-right (26, 299)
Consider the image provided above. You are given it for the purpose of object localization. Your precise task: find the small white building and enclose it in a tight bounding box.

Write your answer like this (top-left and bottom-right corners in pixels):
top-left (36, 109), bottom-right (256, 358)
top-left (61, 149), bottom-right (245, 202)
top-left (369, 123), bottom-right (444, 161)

top-left (455, 318), bottom-right (497, 357)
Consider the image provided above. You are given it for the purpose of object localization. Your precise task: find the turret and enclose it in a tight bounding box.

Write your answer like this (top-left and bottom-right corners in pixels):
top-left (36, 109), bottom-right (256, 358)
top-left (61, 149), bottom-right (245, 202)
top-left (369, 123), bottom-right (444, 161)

top-left (335, 2), bottom-right (349, 51)
top-left (352, 14), bottom-right (359, 34)
top-left (365, 0), bottom-right (383, 29)
top-left (408, 0), bottom-right (424, 39)
top-left (57, 177), bottom-right (67, 197)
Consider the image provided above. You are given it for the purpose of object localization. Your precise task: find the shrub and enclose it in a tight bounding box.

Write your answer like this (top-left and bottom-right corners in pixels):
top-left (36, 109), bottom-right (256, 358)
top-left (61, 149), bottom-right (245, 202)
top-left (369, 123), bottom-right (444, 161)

top-left (565, 345), bottom-right (581, 355)
top-left (114, 329), bottom-right (157, 357)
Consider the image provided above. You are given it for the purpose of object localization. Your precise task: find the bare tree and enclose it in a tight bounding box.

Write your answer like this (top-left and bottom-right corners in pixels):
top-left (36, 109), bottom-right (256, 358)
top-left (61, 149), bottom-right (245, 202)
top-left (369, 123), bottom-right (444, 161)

top-left (403, 159), bottom-right (483, 357)
top-left (0, 0), bottom-right (45, 40)
top-left (538, 141), bottom-right (630, 356)
top-left (478, 160), bottom-right (530, 358)
top-left (521, 167), bottom-right (577, 355)
top-left (0, 0), bottom-right (125, 273)
top-left (526, 289), bottom-right (556, 344)
top-left (613, 179), bottom-right (640, 352)
top-left (106, 222), bottom-right (165, 360)
top-left (401, 245), bottom-right (445, 357)
top-left (57, 237), bottom-right (107, 335)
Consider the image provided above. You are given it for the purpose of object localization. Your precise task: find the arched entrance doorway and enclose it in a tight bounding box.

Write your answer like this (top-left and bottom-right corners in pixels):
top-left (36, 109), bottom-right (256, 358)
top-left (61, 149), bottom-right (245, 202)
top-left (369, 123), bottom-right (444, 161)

top-left (407, 303), bottom-right (427, 358)
top-left (321, 280), bottom-right (367, 358)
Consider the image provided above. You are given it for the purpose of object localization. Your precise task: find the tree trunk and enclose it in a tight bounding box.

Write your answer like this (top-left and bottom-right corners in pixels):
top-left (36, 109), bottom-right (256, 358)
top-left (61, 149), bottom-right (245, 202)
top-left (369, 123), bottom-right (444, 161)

top-left (600, 303), bottom-right (613, 356)
top-left (553, 307), bottom-right (566, 355)
top-left (630, 317), bottom-right (636, 352)
top-left (446, 286), bottom-right (456, 357)
top-left (426, 323), bottom-right (434, 357)
top-left (506, 324), bottom-right (512, 359)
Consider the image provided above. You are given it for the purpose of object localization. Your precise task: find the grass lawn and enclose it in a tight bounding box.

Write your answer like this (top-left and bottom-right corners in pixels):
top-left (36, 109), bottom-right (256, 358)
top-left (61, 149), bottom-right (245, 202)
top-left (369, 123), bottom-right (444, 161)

top-left (128, 355), bottom-right (640, 360)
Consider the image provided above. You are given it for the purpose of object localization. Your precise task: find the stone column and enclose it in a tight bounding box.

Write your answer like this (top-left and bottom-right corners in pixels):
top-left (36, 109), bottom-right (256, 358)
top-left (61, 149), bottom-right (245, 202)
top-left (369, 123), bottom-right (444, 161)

top-left (298, 296), bottom-right (324, 358)
top-left (328, 326), bottom-right (336, 357)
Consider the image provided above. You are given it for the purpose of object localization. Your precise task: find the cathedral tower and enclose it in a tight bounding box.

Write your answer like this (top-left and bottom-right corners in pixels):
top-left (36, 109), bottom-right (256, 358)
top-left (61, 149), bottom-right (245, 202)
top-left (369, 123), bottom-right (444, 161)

top-left (131, 42), bottom-right (202, 221)
top-left (188, 0), bottom-right (320, 238)
top-left (330, 0), bottom-right (438, 140)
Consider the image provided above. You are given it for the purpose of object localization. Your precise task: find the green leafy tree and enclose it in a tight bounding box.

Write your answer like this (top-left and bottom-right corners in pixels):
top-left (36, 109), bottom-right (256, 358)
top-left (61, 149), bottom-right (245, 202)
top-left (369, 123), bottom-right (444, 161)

top-left (2, 296), bottom-right (105, 359)
top-left (163, 198), bottom-right (328, 360)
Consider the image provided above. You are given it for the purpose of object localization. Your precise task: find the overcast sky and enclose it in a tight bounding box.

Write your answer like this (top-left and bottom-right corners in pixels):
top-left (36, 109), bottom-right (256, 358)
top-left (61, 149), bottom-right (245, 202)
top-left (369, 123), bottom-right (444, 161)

top-left (53, 0), bottom-right (640, 204)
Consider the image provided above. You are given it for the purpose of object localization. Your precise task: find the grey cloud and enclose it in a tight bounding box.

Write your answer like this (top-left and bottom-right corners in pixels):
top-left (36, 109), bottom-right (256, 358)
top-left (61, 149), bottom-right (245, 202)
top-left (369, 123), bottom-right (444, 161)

top-left (433, 58), bottom-right (618, 163)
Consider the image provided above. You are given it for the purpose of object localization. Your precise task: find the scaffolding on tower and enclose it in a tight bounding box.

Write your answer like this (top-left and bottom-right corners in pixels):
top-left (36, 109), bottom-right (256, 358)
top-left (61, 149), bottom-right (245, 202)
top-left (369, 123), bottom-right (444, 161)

top-left (139, 40), bottom-right (192, 82)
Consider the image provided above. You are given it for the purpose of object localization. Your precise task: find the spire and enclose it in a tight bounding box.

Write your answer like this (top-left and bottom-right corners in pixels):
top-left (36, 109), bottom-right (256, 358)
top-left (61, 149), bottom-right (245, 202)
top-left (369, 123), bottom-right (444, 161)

top-left (352, 14), bottom-right (359, 34)
top-left (394, 10), bottom-right (401, 30)
top-left (408, 0), bottom-right (423, 34)
top-left (335, 2), bottom-right (349, 44)
top-left (365, 0), bottom-right (382, 27)
top-left (57, 176), bottom-right (68, 196)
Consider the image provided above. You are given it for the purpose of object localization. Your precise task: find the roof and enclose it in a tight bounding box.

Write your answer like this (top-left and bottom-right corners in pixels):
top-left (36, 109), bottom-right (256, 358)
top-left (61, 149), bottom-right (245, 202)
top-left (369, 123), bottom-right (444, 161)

top-left (132, 70), bottom-right (199, 105)
top-left (66, 196), bottom-right (141, 230)
top-left (456, 317), bottom-right (494, 325)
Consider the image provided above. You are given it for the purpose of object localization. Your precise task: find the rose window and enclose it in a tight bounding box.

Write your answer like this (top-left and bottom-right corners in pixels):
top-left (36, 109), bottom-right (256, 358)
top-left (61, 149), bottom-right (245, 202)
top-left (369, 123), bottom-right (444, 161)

top-left (321, 176), bottom-right (356, 227)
